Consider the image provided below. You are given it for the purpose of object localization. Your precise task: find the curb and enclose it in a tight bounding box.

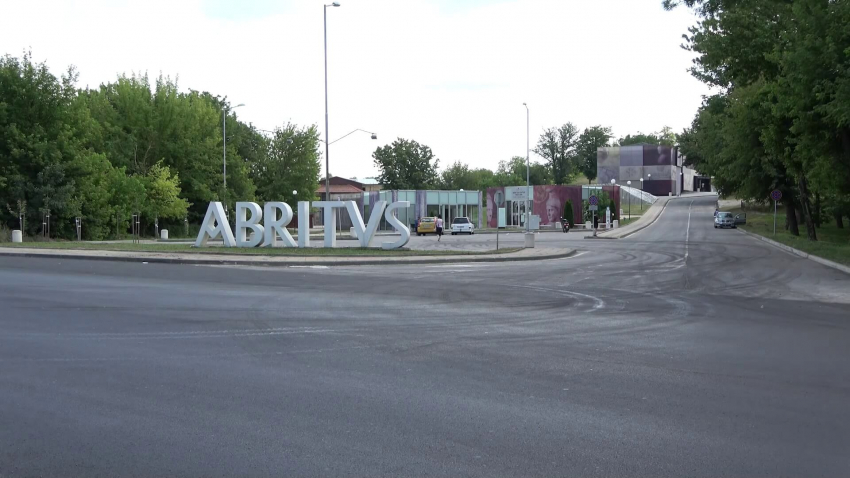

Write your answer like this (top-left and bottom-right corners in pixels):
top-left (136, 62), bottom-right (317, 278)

top-left (737, 228), bottom-right (850, 276)
top-left (0, 248), bottom-right (577, 267)
top-left (593, 199), bottom-right (669, 240)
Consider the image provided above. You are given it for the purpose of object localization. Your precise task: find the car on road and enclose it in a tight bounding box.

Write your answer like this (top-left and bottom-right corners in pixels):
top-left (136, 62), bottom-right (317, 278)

top-left (714, 211), bottom-right (736, 228)
top-left (416, 217), bottom-right (437, 236)
top-left (451, 217), bottom-right (475, 235)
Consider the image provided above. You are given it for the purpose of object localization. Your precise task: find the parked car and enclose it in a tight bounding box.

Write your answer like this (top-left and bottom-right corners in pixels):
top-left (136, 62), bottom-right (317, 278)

top-left (714, 211), bottom-right (736, 229)
top-left (417, 217), bottom-right (437, 236)
top-left (451, 217), bottom-right (474, 235)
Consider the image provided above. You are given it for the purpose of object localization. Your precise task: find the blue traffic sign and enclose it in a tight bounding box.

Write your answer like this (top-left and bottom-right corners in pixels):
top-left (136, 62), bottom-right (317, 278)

top-left (589, 195), bottom-right (599, 206)
top-left (770, 190), bottom-right (782, 201)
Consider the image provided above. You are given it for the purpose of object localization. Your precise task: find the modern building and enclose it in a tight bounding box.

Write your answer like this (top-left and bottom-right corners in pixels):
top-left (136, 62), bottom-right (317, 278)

top-left (364, 189), bottom-right (483, 231)
top-left (486, 185), bottom-right (621, 229)
top-left (597, 144), bottom-right (712, 195)
top-left (312, 184), bottom-right (483, 231)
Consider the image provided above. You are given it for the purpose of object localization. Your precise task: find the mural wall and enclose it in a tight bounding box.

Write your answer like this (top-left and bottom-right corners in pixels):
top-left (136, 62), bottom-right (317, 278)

top-left (486, 185), bottom-right (618, 228)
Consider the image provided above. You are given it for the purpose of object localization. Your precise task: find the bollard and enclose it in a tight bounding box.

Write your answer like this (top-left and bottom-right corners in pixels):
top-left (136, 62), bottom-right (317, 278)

top-left (613, 220), bottom-right (619, 229)
top-left (585, 221), bottom-right (592, 230)
top-left (160, 229), bottom-right (169, 240)
top-left (12, 230), bottom-right (23, 243)
top-left (524, 232), bottom-right (535, 248)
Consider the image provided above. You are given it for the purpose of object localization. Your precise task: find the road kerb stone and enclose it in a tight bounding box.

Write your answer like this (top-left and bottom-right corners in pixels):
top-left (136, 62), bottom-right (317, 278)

top-left (0, 247), bottom-right (577, 267)
top-left (737, 228), bottom-right (850, 276)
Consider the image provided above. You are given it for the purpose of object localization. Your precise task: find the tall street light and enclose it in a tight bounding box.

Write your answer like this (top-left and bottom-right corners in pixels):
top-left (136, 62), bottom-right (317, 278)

top-left (640, 177), bottom-right (644, 212)
top-left (610, 178), bottom-right (616, 225)
top-left (324, 2), bottom-right (340, 209)
top-left (627, 180), bottom-right (631, 220)
top-left (223, 103), bottom-right (245, 219)
top-left (522, 103), bottom-right (529, 232)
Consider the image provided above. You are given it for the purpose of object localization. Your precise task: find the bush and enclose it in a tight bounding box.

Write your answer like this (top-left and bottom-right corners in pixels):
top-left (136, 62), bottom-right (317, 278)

top-left (0, 224), bottom-right (10, 243)
top-left (563, 200), bottom-right (574, 226)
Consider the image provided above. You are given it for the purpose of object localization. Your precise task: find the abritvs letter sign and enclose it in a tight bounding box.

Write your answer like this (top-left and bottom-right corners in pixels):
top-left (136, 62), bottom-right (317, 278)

top-left (195, 201), bottom-right (410, 250)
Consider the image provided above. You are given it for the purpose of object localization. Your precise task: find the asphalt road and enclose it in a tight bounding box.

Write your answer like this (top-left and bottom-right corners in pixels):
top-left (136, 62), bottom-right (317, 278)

top-left (1, 195), bottom-right (849, 477)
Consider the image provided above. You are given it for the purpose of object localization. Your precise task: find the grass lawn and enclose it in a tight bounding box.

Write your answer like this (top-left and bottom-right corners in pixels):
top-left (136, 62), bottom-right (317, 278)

top-left (0, 241), bottom-right (521, 256)
top-left (732, 208), bottom-right (850, 266)
top-left (618, 215), bottom-right (643, 227)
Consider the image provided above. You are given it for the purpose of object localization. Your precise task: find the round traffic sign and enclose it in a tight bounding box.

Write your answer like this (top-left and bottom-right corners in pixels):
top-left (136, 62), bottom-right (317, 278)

top-left (589, 195), bottom-right (598, 206)
top-left (770, 189), bottom-right (782, 201)
top-left (494, 190), bottom-right (505, 207)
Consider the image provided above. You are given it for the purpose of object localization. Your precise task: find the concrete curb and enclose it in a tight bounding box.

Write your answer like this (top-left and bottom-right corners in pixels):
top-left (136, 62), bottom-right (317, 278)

top-left (0, 248), bottom-right (577, 267)
top-left (737, 228), bottom-right (850, 276)
top-left (592, 198), bottom-right (668, 240)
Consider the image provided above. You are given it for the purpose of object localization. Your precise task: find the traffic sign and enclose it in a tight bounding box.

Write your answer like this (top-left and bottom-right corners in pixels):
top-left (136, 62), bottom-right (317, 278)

top-left (589, 195), bottom-right (598, 206)
top-left (770, 190), bottom-right (782, 201)
top-left (589, 205), bottom-right (598, 211)
top-left (494, 190), bottom-right (505, 207)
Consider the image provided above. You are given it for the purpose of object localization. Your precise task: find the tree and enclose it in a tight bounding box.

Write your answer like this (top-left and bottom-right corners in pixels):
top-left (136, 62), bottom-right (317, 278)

top-left (141, 161), bottom-right (190, 224)
top-left (439, 161), bottom-right (474, 190)
top-left (663, 0), bottom-right (850, 241)
top-left (617, 133), bottom-right (659, 146)
top-left (251, 124), bottom-right (321, 207)
top-left (576, 126), bottom-right (613, 183)
top-left (373, 138), bottom-right (439, 190)
top-left (0, 52), bottom-right (81, 237)
top-left (563, 200), bottom-right (574, 227)
top-left (533, 123), bottom-right (580, 185)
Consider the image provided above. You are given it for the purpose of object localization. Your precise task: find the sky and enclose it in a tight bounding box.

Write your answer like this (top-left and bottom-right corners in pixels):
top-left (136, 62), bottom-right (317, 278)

top-left (1, 0), bottom-right (711, 180)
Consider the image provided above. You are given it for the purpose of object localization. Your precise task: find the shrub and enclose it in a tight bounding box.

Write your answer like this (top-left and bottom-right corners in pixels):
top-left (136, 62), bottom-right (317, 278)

top-left (563, 200), bottom-right (574, 226)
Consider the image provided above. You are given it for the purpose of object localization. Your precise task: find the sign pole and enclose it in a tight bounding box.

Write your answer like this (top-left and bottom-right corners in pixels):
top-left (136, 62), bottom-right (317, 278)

top-left (773, 200), bottom-right (777, 235)
top-left (770, 190), bottom-right (782, 235)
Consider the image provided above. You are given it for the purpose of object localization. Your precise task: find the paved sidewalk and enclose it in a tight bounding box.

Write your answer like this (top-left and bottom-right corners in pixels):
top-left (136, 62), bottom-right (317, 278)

top-left (0, 246), bottom-right (576, 266)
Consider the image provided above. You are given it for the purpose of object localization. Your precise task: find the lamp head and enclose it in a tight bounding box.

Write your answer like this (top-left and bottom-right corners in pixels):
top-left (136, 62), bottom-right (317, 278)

top-left (371, 133), bottom-right (377, 140)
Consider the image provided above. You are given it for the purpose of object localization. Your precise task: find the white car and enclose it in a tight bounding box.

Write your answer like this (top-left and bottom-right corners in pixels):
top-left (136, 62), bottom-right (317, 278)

top-left (451, 217), bottom-right (474, 235)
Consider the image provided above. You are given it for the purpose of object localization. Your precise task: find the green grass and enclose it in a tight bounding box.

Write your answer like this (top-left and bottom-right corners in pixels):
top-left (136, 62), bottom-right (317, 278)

top-left (0, 241), bottom-right (521, 257)
top-left (732, 208), bottom-right (850, 266)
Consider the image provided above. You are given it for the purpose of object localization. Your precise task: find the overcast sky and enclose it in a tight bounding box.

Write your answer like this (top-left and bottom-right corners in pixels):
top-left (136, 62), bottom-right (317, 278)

top-left (2, 0), bottom-right (710, 180)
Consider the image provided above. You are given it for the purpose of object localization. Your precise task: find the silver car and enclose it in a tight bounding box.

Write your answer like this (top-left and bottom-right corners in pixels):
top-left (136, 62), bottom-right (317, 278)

top-left (714, 211), bottom-right (736, 229)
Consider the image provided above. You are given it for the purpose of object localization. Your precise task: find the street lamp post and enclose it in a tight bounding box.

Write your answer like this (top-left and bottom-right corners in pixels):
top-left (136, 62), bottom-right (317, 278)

top-left (627, 180), bottom-right (631, 220)
top-left (323, 2), bottom-right (340, 210)
top-left (610, 178), bottom-right (616, 226)
top-left (640, 177), bottom-right (644, 212)
top-left (223, 102), bottom-right (245, 219)
top-left (522, 103), bottom-right (530, 233)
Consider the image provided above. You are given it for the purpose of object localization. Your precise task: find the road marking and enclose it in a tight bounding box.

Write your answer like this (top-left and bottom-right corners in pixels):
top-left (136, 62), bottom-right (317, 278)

top-left (685, 200), bottom-right (693, 261)
top-left (623, 199), bottom-right (672, 239)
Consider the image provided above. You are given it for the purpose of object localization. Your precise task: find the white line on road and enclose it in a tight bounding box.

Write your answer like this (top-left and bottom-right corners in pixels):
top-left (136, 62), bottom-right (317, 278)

top-left (685, 200), bottom-right (694, 261)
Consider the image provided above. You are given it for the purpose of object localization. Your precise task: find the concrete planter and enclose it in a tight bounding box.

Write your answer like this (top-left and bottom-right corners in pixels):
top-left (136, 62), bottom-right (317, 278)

top-left (524, 232), bottom-right (535, 248)
top-left (161, 229), bottom-right (169, 240)
top-left (12, 230), bottom-right (23, 243)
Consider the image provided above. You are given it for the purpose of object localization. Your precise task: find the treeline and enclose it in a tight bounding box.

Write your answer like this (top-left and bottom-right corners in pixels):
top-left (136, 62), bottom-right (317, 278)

top-left (374, 128), bottom-right (675, 192)
top-left (0, 52), bottom-right (321, 240)
top-left (668, 0), bottom-right (850, 239)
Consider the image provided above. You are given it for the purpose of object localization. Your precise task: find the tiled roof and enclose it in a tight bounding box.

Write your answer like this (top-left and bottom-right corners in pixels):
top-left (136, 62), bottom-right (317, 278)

top-left (315, 184), bottom-right (364, 194)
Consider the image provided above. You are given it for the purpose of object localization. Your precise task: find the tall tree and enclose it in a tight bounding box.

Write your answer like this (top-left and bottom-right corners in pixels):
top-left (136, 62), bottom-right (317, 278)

top-left (533, 123), bottom-right (580, 185)
top-left (373, 138), bottom-right (439, 190)
top-left (663, 0), bottom-right (850, 241)
top-left (251, 123), bottom-right (321, 207)
top-left (576, 126), bottom-right (613, 183)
